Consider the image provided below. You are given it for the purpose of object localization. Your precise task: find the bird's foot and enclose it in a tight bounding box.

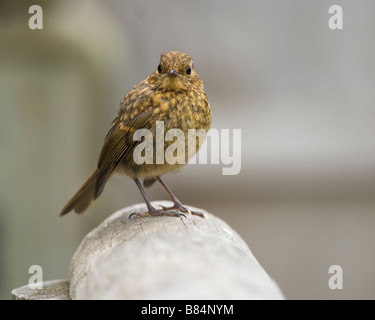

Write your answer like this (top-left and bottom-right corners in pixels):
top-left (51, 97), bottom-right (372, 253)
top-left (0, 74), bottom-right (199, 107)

top-left (160, 203), bottom-right (205, 218)
top-left (129, 207), bottom-right (186, 219)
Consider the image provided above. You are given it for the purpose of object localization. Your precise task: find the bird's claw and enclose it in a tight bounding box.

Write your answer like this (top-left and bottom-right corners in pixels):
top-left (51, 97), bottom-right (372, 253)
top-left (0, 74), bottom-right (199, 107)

top-left (160, 204), bottom-right (205, 218)
top-left (129, 210), bottom-right (186, 219)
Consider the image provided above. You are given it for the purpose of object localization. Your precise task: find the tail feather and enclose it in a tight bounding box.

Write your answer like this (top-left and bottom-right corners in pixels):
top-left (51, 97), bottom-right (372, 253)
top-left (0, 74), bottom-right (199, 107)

top-left (60, 170), bottom-right (99, 216)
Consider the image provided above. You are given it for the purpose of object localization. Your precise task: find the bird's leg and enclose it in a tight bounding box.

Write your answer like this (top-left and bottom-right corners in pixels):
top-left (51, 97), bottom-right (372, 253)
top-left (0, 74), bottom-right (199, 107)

top-left (129, 178), bottom-right (186, 219)
top-left (156, 176), bottom-right (205, 218)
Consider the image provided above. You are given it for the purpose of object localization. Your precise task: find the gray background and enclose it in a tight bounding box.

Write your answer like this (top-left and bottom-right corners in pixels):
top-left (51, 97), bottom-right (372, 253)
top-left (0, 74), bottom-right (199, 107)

top-left (1, 0), bottom-right (374, 299)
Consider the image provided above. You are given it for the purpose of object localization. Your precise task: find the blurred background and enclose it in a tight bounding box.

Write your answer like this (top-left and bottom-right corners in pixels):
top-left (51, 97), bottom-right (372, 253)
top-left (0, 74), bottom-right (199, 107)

top-left (1, 0), bottom-right (375, 299)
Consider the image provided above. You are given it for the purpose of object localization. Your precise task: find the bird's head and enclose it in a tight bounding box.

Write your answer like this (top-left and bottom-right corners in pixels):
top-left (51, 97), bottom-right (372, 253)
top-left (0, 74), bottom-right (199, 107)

top-left (148, 51), bottom-right (203, 92)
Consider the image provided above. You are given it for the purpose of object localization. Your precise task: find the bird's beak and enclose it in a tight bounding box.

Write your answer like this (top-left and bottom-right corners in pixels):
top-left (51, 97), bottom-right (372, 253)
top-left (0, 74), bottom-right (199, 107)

top-left (169, 69), bottom-right (178, 77)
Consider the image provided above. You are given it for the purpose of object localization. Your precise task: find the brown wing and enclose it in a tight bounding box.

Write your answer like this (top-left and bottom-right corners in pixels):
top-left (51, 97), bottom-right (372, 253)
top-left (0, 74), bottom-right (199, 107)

top-left (94, 111), bottom-right (152, 199)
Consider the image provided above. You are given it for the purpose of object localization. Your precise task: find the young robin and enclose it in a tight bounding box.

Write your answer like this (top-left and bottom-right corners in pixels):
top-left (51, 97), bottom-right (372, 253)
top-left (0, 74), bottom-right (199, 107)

top-left (60, 51), bottom-right (211, 218)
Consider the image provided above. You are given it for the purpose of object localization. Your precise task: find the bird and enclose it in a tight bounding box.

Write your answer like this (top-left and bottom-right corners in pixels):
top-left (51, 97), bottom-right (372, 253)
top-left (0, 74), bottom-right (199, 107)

top-left (60, 51), bottom-right (212, 218)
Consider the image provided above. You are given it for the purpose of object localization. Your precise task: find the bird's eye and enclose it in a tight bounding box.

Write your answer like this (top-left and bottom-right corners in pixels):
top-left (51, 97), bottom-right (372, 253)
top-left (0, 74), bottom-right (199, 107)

top-left (186, 66), bottom-right (192, 75)
top-left (157, 64), bottom-right (162, 73)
